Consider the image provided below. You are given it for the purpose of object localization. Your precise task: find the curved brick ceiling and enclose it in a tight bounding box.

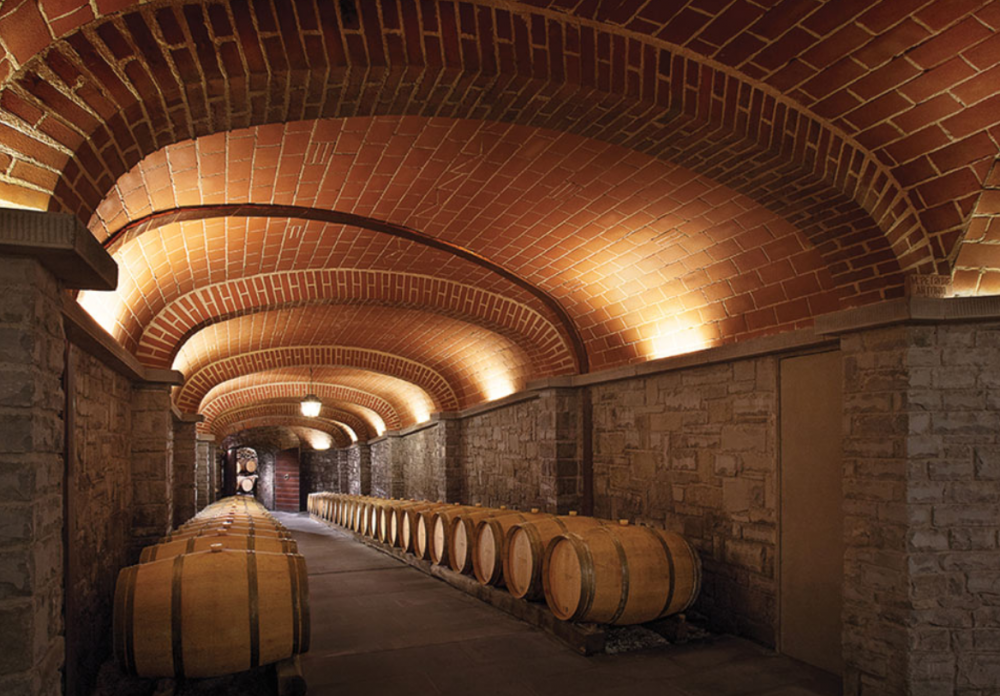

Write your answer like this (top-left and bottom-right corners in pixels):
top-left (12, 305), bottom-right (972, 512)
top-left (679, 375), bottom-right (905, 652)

top-left (198, 366), bottom-right (437, 429)
top-left (6, 0), bottom-right (970, 280)
top-left (176, 345), bottom-right (459, 415)
top-left (206, 385), bottom-right (397, 431)
top-left (216, 416), bottom-right (354, 450)
top-left (209, 401), bottom-right (382, 443)
top-left (96, 215), bottom-right (575, 374)
top-left (174, 305), bottom-right (534, 410)
top-left (4, 0), bottom-right (1000, 429)
top-left (92, 121), bottom-right (845, 371)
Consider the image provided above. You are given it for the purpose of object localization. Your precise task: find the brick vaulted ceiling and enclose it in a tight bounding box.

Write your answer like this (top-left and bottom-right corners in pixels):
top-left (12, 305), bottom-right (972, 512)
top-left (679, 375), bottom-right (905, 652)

top-left (2, 0), bottom-right (1000, 442)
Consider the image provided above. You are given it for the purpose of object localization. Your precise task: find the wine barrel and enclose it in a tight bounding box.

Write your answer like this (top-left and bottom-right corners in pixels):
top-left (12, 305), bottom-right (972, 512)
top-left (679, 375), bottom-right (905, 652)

top-left (416, 504), bottom-right (464, 560)
top-left (430, 505), bottom-right (481, 566)
top-left (176, 520), bottom-right (286, 535)
top-left (380, 500), bottom-right (413, 546)
top-left (239, 477), bottom-right (254, 493)
top-left (114, 547), bottom-right (310, 678)
top-left (473, 510), bottom-right (549, 586)
top-left (448, 506), bottom-right (509, 574)
top-left (164, 525), bottom-right (293, 542)
top-left (542, 522), bottom-right (701, 625)
top-left (503, 513), bottom-right (608, 600)
top-left (400, 502), bottom-right (446, 554)
top-left (244, 459), bottom-right (258, 473)
top-left (388, 501), bottom-right (427, 549)
top-left (140, 534), bottom-right (298, 563)
top-left (180, 515), bottom-right (284, 530)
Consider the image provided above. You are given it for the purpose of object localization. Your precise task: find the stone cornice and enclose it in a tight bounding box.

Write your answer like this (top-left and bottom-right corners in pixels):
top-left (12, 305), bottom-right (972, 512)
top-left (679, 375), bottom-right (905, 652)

top-left (0, 208), bottom-right (116, 290)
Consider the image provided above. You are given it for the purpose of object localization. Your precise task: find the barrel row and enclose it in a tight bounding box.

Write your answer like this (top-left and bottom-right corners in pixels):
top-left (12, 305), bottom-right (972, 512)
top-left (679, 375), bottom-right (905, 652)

top-left (308, 492), bottom-right (701, 626)
top-left (114, 496), bottom-right (311, 679)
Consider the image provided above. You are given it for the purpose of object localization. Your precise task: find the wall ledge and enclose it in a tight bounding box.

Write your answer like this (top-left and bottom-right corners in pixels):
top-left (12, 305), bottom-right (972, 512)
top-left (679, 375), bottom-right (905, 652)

top-left (62, 295), bottom-right (184, 386)
top-left (815, 296), bottom-right (1000, 335)
top-left (0, 208), bottom-right (117, 290)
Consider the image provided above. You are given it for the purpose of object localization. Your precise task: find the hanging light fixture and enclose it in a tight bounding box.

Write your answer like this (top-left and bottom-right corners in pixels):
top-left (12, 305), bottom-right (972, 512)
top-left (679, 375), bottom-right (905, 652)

top-left (301, 366), bottom-right (322, 417)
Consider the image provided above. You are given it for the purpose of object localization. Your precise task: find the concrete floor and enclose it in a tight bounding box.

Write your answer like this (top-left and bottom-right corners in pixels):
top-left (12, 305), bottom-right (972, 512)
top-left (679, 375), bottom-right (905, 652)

top-left (276, 512), bottom-right (842, 696)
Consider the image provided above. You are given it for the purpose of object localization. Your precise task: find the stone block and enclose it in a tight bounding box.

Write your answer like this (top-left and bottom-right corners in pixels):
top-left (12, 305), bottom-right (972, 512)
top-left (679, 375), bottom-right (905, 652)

top-left (723, 539), bottom-right (765, 574)
top-left (723, 478), bottom-right (751, 513)
top-left (720, 424), bottom-right (766, 452)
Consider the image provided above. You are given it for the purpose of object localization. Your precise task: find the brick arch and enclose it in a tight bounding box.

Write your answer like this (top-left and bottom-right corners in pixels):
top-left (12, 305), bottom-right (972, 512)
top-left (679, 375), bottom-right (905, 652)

top-left (221, 427), bottom-right (301, 454)
top-left (207, 401), bottom-right (381, 443)
top-left (172, 305), bottom-right (535, 408)
top-left (215, 416), bottom-right (353, 449)
top-left (179, 346), bottom-right (459, 414)
top-left (0, 0), bottom-right (938, 297)
top-left (197, 367), bottom-right (435, 429)
top-left (951, 160), bottom-right (1000, 295)
top-left (200, 382), bottom-right (401, 431)
top-left (134, 268), bottom-right (575, 378)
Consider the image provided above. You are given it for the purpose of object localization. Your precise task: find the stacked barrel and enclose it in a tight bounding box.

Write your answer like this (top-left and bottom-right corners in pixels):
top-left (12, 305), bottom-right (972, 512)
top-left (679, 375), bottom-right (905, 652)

top-left (236, 450), bottom-right (259, 494)
top-left (308, 492), bottom-right (700, 626)
top-left (114, 496), bottom-right (310, 679)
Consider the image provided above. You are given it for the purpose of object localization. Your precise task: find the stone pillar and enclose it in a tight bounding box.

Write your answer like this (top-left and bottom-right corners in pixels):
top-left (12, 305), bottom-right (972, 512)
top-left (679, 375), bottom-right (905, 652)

top-left (347, 443), bottom-right (372, 495)
top-left (0, 209), bottom-right (116, 696)
top-left (130, 385), bottom-right (174, 550)
top-left (434, 416), bottom-right (463, 502)
top-left (828, 302), bottom-right (1000, 695)
top-left (537, 388), bottom-right (583, 513)
top-left (0, 257), bottom-right (65, 696)
top-left (840, 325), bottom-right (914, 694)
top-left (171, 417), bottom-right (198, 526)
top-left (195, 434), bottom-right (215, 510)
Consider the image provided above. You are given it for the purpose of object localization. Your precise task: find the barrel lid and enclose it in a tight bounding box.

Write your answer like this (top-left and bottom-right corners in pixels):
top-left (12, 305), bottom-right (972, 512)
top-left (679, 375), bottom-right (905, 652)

top-left (210, 543), bottom-right (223, 553)
top-left (500, 505), bottom-right (507, 510)
top-left (569, 511), bottom-right (578, 516)
top-left (618, 519), bottom-right (629, 526)
top-left (530, 508), bottom-right (540, 513)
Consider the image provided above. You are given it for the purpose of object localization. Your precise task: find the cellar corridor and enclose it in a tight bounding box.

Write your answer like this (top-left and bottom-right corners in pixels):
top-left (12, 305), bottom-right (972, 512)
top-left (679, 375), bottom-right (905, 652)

top-left (279, 513), bottom-right (839, 696)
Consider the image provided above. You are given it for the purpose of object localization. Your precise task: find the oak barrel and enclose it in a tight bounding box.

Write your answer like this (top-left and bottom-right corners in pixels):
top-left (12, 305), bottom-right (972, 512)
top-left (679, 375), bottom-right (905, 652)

top-left (164, 525), bottom-right (292, 542)
top-left (448, 506), bottom-right (509, 574)
top-left (114, 548), bottom-right (310, 678)
top-left (399, 502), bottom-right (445, 554)
top-left (429, 505), bottom-right (479, 565)
top-left (542, 523), bottom-right (701, 625)
top-left (473, 511), bottom-right (548, 586)
top-left (503, 513), bottom-right (607, 600)
top-left (140, 534), bottom-right (298, 563)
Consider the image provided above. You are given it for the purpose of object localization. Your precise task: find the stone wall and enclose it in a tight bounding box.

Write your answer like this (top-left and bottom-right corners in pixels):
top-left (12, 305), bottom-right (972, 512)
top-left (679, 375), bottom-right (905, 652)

top-left (371, 437), bottom-right (403, 499)
top-left (65, 346), bottom-right (132, 696)
top-left (591, 357), bottom-right (778, 645)
top-left (257, 450), bottom-right (275, 510)
top-left (0, 258), bottom-right (65, 696)
top-left (397, 425), bottom-right (441, 500)
top-left (346, 443), bottom-right (371, 495)
top-left (301, 449), bottom-right (344, 496)
top-left (460, 398), bottom-right (542, 509)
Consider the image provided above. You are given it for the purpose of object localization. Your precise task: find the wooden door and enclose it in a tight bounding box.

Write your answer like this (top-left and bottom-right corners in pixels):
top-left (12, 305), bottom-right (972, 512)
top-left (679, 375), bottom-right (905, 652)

top-left (274, 447), bottom-right (301, 511)
top-left (779, 350), bottom-right (844, 675)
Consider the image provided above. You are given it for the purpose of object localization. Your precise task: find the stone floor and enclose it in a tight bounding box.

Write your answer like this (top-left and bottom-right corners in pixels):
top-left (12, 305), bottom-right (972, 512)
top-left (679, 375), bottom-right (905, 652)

top-left (277, 512), bottom-right (842, 696)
